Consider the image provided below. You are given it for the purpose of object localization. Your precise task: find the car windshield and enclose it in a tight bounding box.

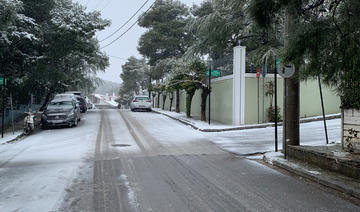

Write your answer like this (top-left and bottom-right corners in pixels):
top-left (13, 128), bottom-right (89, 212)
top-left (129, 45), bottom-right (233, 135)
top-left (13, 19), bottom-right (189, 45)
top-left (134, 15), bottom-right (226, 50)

top-left (135, 97), bottom-right (149, 102)
top-left (47, 101), bottom-right (73, 109)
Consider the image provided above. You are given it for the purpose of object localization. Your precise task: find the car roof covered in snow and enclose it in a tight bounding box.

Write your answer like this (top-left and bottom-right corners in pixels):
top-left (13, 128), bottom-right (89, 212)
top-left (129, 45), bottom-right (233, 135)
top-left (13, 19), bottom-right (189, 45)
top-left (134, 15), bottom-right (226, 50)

top-left (51, 97), bottom-right (75, 103)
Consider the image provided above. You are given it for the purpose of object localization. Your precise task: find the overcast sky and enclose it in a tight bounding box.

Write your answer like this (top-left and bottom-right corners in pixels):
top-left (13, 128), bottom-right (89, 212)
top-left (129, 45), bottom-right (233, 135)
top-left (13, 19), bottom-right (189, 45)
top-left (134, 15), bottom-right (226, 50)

top-left (75, 0), bottom-right (204, 83)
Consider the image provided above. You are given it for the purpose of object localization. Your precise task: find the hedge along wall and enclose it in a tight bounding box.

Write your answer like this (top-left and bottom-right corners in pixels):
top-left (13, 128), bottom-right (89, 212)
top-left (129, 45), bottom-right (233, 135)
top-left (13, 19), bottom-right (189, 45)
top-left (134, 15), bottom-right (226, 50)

top-left (244, 74), bottom-right (340, 124)
top-left (154, 76), bottom-right (233, 125)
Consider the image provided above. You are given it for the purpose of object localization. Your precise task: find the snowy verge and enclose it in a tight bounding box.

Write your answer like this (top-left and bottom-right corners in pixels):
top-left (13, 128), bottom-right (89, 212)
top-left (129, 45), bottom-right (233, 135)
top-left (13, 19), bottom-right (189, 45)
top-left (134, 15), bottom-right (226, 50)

top-left (153, 108), bottom-right (340, 132)
top-left (263, 152), bottom-right (360, 199)
top-left (0, 130), bottom-right (23, 145)
top-left (105, 99), bottom-right (118, 107)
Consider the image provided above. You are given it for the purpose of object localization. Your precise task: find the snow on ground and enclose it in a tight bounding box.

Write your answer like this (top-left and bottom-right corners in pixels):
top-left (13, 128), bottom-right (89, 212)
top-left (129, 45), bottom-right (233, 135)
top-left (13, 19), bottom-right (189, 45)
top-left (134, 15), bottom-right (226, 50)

top-left (205, 118), bottom-right (341, 155)
top-left (105, 99), bottom-right (118, 107)
top-left (152, 108), bottom-right (236, 130)
top-left (152, 108), bottom-right (341, 155)
top-left (0, 130), bottom-right (23, 145)
top-left (0, 111), bottom-right (100, 212)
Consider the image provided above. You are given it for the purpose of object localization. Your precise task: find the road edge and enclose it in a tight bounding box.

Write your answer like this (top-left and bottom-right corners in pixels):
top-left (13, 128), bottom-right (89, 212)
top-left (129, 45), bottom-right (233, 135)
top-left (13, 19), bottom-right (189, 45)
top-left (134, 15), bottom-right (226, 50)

top-left (263, 153), bottom-right (360, 200)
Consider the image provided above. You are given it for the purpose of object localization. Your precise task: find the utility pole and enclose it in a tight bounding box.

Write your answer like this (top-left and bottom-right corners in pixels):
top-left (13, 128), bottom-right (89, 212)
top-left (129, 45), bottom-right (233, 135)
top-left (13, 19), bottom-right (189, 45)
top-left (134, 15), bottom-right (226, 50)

top-left (208, 62), bottom-right (213, 125)
top-left (283, 9), bottom-right (300, 148)
top-left (1, 77), bottom-right (6, 138)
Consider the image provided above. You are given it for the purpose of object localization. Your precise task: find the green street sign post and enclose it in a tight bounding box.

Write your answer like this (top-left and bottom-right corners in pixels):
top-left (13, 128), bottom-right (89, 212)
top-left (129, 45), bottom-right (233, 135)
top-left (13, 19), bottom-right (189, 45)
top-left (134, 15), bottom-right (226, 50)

top-left (206, 70), bottom-right (221, 77)
top-left (0, 78), bottom-right (7, 86)
top-left (1, 77), bottom-right (6, 138)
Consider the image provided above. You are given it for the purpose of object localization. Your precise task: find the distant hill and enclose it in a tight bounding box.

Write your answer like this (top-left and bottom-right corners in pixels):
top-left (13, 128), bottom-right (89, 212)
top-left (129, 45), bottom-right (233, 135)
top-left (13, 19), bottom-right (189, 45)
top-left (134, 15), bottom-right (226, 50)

top-left (94, 80), bottom-right (121, 95)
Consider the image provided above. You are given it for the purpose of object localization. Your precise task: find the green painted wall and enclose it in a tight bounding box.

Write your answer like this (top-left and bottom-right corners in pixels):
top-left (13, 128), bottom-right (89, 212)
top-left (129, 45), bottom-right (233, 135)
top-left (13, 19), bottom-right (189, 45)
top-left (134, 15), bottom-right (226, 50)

top-left (244, 76), bottom-right (340, 124)
top-left (207, 78), bottom-right (233, 124)
top-left (166, 78), bottom-right (234, 124)
top-left (300, 79), bottom-right (340, 117)
top-left (245, 77), bottom-right (284, 124)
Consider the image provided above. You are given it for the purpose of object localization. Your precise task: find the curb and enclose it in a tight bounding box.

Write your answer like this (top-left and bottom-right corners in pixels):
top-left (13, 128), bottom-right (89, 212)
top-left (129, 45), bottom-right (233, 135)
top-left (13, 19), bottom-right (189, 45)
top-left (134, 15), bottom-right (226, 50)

top-left (153, 110), bottom-right (341, 132)
top-left (265, 156), bottom-right (360, 200)
top-left (1, 133), bottom-right (24, 145)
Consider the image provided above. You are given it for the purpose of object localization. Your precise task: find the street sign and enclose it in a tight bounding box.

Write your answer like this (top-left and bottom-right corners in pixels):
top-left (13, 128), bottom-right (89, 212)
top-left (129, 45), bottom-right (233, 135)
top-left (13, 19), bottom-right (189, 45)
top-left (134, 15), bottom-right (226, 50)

top-left (0, 78), bottom-right (6, 86)
top-left (278, 63), bottom-right (295, 78)
top-left (256, 68), bottom-right (261, 78)
top-left (276, 58), bottom-right (280, 67)
top-left (206, 70), bottom-right (221, 77)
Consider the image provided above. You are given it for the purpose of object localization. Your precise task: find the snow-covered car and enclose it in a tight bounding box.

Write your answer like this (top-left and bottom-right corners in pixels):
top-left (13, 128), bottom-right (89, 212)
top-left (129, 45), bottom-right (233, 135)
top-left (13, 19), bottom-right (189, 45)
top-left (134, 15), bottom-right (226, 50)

top-left (53, 93), bottom-right (77, 101)
top-left (130, 96), bottom-right (152, 112)
top-left (41, 98), bottom-right (81, 128)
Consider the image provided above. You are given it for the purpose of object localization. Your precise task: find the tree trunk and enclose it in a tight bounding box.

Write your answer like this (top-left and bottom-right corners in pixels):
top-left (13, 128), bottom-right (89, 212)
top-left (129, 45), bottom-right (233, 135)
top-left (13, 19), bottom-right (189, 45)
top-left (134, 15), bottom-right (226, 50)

top-left (200, 87), bottom-right (210, 121)
top-left (185, 91), bottom-right (195, 118)
top-left (162, 95), bottom-right (167, 110)
top-left (175, 89), bottom-right (180, 113)
top-left (152, 94), bottom-right (156, 107)
top-left (169, 98), bottom-right (173, 111)
top-left (40, 92), bottom-right (52, 111)
top-left (157, 92), bottom-right (161, 108)
top-left (283, 8), bottom-right (300, 148)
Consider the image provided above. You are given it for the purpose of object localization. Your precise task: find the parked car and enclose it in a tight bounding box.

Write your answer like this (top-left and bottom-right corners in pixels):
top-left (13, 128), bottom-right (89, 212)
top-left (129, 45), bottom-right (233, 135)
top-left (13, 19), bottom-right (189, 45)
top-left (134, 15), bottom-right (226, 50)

top-left (41, 98), bottom-right (80, 128)
top-left (76, 96), bottom-right (87, 113)
top-left (130, 96), bottom-right (152, 112)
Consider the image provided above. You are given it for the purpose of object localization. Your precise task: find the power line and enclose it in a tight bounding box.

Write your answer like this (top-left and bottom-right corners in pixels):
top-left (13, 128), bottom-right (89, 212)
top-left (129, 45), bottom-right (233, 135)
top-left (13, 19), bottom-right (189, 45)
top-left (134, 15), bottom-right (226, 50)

top-left (109, 55), bottom-right (128, 60)
top-left (100, 0), bottom-right (113, 12)
top-left (100, 0), bottom-right (157, 50)
top-left (100, 0), bottom-right (151, 42)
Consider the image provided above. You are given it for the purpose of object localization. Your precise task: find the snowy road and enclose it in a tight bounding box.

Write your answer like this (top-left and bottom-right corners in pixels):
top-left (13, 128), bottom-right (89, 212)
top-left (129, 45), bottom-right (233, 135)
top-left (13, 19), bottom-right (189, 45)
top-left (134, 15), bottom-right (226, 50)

top-left (0, 109), bottom-right (358, 211)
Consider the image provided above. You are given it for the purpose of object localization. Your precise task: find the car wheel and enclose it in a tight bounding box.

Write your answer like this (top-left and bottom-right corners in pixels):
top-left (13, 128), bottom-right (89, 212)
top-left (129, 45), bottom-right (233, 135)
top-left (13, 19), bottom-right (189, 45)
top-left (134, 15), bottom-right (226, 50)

top-left (131, 109), bottom-right (134, 112)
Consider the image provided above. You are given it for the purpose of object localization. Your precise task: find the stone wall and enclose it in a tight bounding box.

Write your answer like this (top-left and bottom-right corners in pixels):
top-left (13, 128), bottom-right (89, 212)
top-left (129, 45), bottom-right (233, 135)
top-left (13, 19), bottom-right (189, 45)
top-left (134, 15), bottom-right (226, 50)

top-left (342, 109), bottom-right (360, 153)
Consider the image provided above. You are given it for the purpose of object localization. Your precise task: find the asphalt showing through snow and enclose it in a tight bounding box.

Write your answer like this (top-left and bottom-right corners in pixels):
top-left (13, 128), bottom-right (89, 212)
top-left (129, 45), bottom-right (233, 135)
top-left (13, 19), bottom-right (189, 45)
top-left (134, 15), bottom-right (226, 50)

top-left (0, 109), bottom-right (358, 212)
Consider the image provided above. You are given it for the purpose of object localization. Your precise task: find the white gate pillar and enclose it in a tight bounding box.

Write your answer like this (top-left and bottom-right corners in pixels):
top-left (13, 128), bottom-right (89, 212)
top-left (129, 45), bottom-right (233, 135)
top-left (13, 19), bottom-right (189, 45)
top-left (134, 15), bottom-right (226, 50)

top-left (233, 46), bottom-right (246, 125)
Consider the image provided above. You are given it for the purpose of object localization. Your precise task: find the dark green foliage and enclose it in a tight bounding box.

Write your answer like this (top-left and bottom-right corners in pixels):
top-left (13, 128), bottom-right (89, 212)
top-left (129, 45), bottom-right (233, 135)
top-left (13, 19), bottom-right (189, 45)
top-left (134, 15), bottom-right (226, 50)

top-left (282, 0), bottom-right (360, 109)
top-left (118, 57), bottom-right (149, 106)
top-left (248, 0), bottom-right (279, 29)
top-left (267, 105), bottom-right (282, 122)
top-left (1, 0), bottom-right (110, 108)
top-left (188, 0), bottom-right (248, 58)
top-left (138, 0), bottom-right (193, 66)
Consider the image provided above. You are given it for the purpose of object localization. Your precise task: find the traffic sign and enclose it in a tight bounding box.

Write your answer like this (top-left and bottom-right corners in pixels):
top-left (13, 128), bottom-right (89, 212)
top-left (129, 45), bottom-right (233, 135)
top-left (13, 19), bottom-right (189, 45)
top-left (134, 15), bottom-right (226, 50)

top-left (278, 63), bottom-right (295, 78)
top-left (256, 68), bottom-right (261, 78)
top-left (0, 78), bottom-right (7, 86)
top-left (276, 58), bottom-right (280, 67)
top-left (206, 70), bottom-right (221, 77)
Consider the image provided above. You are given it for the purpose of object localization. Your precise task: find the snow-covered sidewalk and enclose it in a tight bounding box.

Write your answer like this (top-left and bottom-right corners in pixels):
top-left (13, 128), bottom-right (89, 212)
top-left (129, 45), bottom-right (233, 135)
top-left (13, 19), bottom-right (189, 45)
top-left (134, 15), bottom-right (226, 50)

top-left (152, 108), bottom-right (340, 132)
top-left (0, 130), bottom-right (23, 145)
